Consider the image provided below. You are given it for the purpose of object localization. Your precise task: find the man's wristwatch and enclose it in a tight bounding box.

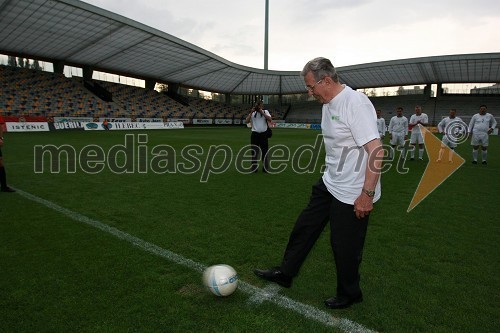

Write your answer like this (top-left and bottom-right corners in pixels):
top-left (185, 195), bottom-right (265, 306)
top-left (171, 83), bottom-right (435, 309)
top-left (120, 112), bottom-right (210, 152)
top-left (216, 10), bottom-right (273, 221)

top-left (362, 188), bottom-right (375, 197)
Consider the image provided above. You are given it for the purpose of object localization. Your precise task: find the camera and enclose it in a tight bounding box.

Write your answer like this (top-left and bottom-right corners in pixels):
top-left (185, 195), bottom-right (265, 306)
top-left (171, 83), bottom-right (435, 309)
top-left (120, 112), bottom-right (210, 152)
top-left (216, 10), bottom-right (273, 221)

top-left (253, 102), bottom-right (263, 111)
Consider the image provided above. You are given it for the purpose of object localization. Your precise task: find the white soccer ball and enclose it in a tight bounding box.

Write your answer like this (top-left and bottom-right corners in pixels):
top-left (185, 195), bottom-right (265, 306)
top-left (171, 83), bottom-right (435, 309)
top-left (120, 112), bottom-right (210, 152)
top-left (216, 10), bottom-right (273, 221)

top-left (203, 264), bottom-right (239, 296)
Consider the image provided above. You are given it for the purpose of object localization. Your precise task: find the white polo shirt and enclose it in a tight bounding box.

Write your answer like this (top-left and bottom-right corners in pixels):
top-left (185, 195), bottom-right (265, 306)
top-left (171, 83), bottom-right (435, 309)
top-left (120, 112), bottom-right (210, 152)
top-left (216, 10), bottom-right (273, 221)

top-left (250, 110), bottom-right (271, 133)
top-left (321, 85), bottom-right (381, 204)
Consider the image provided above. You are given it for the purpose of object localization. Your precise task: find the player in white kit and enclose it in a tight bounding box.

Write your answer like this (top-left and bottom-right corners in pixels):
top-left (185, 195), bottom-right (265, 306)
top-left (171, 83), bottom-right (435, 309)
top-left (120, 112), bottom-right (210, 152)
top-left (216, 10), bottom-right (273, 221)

top-left (408, 105), bottom-right (428, 160)
top-left (376, 110), bottom-right (387, 140)
top-left (437, 109), bottom-right (464, 162)
top-left (388, 107), bottom-right (408, 159)
top-left (468, 105), bottom-right (497, 165)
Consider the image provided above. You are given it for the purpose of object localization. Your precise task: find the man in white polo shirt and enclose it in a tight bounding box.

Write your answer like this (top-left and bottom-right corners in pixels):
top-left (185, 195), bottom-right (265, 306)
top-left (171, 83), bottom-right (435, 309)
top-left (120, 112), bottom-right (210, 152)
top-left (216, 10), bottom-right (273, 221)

top-left (254, 57), bottom-right (383, 310)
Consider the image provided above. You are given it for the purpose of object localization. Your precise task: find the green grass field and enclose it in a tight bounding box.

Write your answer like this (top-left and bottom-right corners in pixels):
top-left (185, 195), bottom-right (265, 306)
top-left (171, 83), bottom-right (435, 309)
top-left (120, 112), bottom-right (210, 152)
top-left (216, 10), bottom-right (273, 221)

top-left (1, 127), bottom-right (498, 332)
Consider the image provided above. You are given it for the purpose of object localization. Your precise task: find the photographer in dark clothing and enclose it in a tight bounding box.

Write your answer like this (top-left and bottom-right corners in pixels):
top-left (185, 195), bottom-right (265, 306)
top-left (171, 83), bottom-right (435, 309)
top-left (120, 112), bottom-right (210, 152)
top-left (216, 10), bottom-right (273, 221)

top-left (245, 101), bottom-right (272, 173)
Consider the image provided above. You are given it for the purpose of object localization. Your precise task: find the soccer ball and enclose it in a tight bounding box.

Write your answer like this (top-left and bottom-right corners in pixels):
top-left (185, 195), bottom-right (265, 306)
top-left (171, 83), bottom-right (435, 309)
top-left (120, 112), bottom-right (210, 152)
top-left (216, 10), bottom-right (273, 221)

top-left (203, 264), bottom-right (239, 296)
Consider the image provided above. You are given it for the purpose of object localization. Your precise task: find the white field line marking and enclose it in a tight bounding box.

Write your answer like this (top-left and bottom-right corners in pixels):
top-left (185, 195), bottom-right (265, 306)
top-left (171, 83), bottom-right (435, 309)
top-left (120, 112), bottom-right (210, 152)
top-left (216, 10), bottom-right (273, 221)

top-left (246, 284), bottom-right (281, 305)
top-left (15, 188), bottom-right (377, 333)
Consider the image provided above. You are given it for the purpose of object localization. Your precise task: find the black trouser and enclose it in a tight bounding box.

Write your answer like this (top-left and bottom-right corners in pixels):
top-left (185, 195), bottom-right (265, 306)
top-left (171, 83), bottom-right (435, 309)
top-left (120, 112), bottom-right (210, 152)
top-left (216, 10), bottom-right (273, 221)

top-left (0, 148), bottom-right (7, 189)
top-left (280, 178), bottom-right (369, 299)
top-left (251, 131), bottom-right (269, 172)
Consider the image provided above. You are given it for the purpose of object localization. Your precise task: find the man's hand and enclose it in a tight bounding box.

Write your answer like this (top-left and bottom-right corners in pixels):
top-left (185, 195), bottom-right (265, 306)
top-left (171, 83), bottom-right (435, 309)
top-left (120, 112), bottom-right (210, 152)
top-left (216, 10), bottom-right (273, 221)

top-left (353, 192), bottom-right (373, 219)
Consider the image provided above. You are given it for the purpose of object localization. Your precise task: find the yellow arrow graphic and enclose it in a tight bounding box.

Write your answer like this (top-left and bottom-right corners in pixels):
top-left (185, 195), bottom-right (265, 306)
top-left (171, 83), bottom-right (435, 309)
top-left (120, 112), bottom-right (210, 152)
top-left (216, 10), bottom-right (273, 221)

top-left (407, 125), bottom-right (465, 212)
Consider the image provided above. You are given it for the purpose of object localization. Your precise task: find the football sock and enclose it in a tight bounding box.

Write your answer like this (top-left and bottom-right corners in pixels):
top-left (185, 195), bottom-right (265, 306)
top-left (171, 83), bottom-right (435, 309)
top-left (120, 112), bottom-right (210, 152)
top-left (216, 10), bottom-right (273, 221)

top-left (472, 149), bottom-right (478, 161)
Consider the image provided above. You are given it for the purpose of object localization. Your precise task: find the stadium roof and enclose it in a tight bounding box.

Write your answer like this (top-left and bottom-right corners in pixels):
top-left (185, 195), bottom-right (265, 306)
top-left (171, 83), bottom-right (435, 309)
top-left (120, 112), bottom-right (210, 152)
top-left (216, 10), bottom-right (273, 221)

top-left (1, 0), bottom-right (499, 95)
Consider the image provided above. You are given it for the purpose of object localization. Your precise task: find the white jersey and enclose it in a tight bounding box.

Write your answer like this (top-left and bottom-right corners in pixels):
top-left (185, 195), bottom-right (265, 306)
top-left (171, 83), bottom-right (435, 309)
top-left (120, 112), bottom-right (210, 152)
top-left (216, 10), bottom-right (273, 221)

top-left (388, 116), bottom-right (408, 135)
top-left (438, 116), bottom-right (464, 145)
top-left (321, 85), bottom-right (381, 204)
top-left (468, 113), bottom-right (497, 134)
top-left (438, 116), bottom-right (464, 134)
top-left (377, 118), bottom-right (387, 136)
top-left (250, 109), bottom-right (271, 133)
top-left (409, 113), bottom-right (428, 133)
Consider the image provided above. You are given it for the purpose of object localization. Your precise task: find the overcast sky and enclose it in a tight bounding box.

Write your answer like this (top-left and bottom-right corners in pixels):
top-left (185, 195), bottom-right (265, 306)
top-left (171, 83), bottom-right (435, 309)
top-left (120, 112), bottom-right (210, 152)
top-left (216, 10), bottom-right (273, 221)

top-left (82, 0), bottom-right (500, 71)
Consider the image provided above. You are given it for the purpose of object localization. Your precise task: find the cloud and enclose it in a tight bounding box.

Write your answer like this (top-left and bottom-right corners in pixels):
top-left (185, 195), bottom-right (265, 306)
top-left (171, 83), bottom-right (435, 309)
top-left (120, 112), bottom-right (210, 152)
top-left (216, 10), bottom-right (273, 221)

top-left (82, 0), bottom-right (500, 70)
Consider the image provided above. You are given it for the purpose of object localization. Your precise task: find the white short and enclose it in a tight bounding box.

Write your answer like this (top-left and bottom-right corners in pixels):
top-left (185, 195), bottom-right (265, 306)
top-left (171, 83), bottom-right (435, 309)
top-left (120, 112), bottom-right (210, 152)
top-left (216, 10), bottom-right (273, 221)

top-left (390, 132), bottom-right (406, 146)
top-left (441, 136), bottom-right (457, 148)
top-left (471, 132), bottom-right (489, 147)
top-left (410, 131), bottom-right (424, 144)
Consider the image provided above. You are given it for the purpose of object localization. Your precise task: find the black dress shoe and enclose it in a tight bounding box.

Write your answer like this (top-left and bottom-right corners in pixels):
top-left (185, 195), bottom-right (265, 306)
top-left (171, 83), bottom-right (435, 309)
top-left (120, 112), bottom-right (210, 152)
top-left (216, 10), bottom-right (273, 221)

top-left (324, 294), bottom-right (363, 309)
top-left (1, 187), bottom-right (15, 193)
top-left (254, 267), bottom-right (292, 288)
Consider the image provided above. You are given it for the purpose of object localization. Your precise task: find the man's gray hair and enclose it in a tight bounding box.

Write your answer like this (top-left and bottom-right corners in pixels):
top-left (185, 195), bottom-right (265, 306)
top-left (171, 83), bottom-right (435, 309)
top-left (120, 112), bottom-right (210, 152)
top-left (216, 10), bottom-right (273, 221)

top-left (300, 57), bottom-right (339, 82)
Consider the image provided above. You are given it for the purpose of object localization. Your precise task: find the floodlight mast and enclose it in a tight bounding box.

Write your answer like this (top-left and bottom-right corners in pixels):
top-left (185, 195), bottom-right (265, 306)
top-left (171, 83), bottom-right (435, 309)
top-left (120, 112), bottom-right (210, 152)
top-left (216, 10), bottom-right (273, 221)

top-left (263, 0), bottom-right (270, 104)
top-left (264, 0), bottom-right (269, 70)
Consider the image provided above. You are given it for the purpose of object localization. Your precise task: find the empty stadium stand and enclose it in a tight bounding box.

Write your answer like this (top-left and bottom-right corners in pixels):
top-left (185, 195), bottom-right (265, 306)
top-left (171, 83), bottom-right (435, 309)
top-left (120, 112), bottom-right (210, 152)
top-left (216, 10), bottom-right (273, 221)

top-left (0, 65), bottom-right (122, 118)
top-left (0, 65), bottom-right (261, 121)
top-left (285, 94), bottom-right (499, 125)
top-left (1, 65), bottom-right (498, 125)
